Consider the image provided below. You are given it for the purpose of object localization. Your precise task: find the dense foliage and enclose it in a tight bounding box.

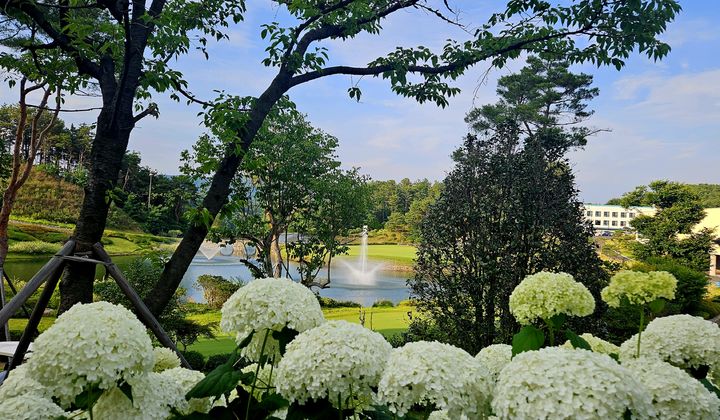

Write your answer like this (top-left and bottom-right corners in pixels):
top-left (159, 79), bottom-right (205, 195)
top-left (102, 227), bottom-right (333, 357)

top-left (609, 183), bottom-right (720, 209)
top-left (411, 58), bottom-right (609, 352)
top-left (615, 181), bottom-right (715, 272)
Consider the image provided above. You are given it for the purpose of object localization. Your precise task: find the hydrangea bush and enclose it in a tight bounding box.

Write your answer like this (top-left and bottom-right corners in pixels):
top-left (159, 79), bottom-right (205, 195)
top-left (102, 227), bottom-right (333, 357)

top-left (275, 320), bottom-right (391, 411)
top-left (622, 358), bottom-right (720, 420)
top-left (492, 347), bottom-right (656, 419)
top-left (377, 341), bottom-right (492, 418)
top-left (620, 314), bottom-right (720, 370)
top-left (601, 270), bottom-right (677, 307)
top-left (220, 277), bottom-right (324, 363)
top-left (475, 344), bottom-right (512, 382)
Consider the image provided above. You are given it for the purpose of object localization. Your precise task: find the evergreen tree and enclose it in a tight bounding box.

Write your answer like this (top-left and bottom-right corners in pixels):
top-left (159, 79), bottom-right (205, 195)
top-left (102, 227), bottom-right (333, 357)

top-left (411, 58), bottom-right (608, 352)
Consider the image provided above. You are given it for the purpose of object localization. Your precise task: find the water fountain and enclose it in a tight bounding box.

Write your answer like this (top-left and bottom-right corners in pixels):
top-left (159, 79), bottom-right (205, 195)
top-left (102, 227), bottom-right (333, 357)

top-left (341, 226), bottom-right (384, 286)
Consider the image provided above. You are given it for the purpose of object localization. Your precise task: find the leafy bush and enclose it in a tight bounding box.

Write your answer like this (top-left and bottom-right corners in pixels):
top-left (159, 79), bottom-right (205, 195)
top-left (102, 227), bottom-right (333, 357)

top-left (181, 350), bottom-right (206, 370)
top-left (316, 296), bottom-right (361, 308)
top-left (372, 299), bottom-right (394, 308)
top-left (195, 274), bottom-right (243, 309)
top-left (167, 229), bottom-right (183, 238)
top-left (203, 353), bottom-right (232, 373)
top-left (8, 240), bottom-right (61, 255)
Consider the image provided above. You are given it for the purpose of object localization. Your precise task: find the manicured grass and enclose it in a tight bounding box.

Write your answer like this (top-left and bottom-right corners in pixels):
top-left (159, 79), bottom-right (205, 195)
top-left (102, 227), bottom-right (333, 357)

top-left (340, 244), bottom-right (417, 265)
top-left (188, 305), bottom-right (414, 357)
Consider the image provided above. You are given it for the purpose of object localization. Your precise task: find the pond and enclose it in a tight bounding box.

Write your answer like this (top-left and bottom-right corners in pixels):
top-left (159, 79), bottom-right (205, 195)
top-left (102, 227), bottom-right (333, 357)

top-left (3, 253), bottom-right (412, 307)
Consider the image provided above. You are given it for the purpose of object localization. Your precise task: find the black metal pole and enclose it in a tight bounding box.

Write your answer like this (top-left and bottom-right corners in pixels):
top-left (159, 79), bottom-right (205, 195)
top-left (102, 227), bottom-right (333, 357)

top-left (8, 261), bottom-right (65, 370)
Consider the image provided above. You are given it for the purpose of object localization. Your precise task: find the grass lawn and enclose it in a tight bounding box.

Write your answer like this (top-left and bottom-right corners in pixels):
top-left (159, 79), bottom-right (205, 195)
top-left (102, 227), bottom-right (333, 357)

top-left (340, 244), bottom-right (417, 265)
top-left (188, 305), bottom-right (414, 357)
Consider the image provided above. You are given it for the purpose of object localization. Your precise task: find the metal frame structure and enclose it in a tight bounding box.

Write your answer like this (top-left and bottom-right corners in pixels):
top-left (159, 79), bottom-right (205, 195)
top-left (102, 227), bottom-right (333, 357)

top-left (0, 240), bottom-right (189, 373)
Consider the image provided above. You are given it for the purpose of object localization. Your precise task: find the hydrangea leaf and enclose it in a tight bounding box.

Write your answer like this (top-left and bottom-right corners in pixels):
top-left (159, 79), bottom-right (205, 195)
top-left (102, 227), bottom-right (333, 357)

top-left (511, 325), bottom-right (545, 356)
top-left (564, 330), bottom-right (592, 351)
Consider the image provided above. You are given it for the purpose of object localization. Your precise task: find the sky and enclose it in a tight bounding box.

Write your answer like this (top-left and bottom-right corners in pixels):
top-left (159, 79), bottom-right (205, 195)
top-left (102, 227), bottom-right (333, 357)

top-left (2, 0), bottom-right (719, 203)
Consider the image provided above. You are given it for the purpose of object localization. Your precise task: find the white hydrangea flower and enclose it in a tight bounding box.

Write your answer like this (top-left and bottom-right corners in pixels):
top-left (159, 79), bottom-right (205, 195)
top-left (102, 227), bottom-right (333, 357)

top-left (91, 372), bottom-right (185, 420)
top-left (220, 277), bottom-right (324, 362)
top-left (623, 358), bottom-right (720, 420)
top-left (561, 333), bottom-right (620, 355)
top-left (601, 270), bottom-right (676, 307)
top-left (275, 320), bottom-right (391, 410)
top-left (492, 347), bottom-right (655, 419)
top-left (152, 347), bottom-right (181, 372)
top-left (0, 393), bottom-right (67, 420)
top-left (509, 272), bottom-right (595, 325)
top-left (377, 341), bottom-right (493, 418)
top-left (620, 315), bottom-right (720, 370)
top-left (0, 363), bottom-right (49, 400)
top-left (25, 301), bottom-right (154, 407)
top-left (475, 344), bottom-right (512, 382)
top-left (160, 367), bottom-right (212, 414)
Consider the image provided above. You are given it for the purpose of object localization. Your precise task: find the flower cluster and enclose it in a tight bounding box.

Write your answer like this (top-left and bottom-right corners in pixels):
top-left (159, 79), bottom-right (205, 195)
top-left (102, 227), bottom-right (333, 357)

top-left (377, 341), bottom-right (492, 418)
top-left (492, 347), bottom-right (655, 419)
top-left (601, 270), bottom-right (676, 307)
top-left (562, 333), bottom-right (620, 355)
top-left (153, 347), bottom-right (181, 372)
top-left (622, 358), bottom-right (720, 419)
top-left (475, 344), bottom-right (512, 382)
top-left (220, 277), bottom-right (324, 362)
top-left (91, 372), bottom-right (185, 420)
top-left (24, 301), bottom-right (154, 406)
top-left (0, 394), bottom-right (67, 420)
top-left (0, 363), bottom-right (48, 400)
top-left (619, 315), bottom-right (720, 369)
top-left (509, 272), bottom-right (595, 325)
top-left (275, 320), bottom-right (391, 409)
top-left (160, 367), bottom-right (211, 414)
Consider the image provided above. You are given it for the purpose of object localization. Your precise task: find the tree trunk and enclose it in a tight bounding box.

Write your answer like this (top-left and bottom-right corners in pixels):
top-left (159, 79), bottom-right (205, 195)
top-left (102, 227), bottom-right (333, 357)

top-left (271, 230), bottom-right (282, 278)
top-left (57, 110), bottom-right (134, 313)
top-left (146, 73), bottom-right (291, 316)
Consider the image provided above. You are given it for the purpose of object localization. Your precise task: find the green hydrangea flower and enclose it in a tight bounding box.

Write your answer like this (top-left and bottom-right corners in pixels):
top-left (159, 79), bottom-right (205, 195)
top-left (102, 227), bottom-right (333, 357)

top-left (601, 271), bottom-right (676, 308)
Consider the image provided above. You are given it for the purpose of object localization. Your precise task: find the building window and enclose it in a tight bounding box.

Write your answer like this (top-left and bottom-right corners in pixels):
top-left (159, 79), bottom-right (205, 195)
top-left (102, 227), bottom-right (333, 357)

top-left (586, 211), bottom-right (593, 216)
top-left (621, 212), bottom-right (626, 218)
top-left (620, 221), bottom-right (626, 227)
top-left (603, 220), bottom-right (609, 226)
top-left (629, 212), bottom-right (635, 218)
top-left (603, 211), bottom-right (610, 217)
top-left (595, 211), bottom-right (601, 217)
top-left (612, 212), bottom-right (618, 217)
top-left (612, 221), bottom-right (618, 226)
top-left (595, 220), bottom-right (601, 225)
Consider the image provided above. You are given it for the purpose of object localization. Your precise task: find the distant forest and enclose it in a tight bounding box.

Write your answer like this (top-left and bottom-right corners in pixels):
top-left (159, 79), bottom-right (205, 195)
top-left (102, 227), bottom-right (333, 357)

top-left (607, 184), bottom-right (720, 208)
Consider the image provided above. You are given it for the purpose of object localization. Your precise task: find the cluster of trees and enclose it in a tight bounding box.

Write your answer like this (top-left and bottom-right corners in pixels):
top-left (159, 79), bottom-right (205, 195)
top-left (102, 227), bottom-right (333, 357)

top-left (365, 179), bottom-right (442, 241)
top-left (0, 0), bottom-right (681, 318)
top-left (611, 181), bottom-right (716, 273)
top-left (609, 183), bottom-right (720, 209)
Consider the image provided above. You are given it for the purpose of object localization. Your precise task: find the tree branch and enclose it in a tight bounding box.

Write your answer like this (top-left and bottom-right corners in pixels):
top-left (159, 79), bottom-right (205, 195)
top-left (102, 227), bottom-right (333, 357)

top-left (132, 103), bottom-right (159, 123)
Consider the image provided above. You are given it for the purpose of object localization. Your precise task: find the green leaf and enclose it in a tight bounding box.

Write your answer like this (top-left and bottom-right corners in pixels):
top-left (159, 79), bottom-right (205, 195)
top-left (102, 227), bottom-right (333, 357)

top-left (546, 313), bottom-right (567, 329)
top-left (648, 298), bottom-right (665, 314)
top-left (271, 326), bottom-right (299, 356)
top-left (511, 325), bottom-right (545, 356)
top-left (186, 352), bottom-right (244, 399)
top-left (700, 378), bottom-right (720, 399)
top-left (565, 330), bottom-right (592, 351)
top-left (72, 383), bottom-right (103, 410)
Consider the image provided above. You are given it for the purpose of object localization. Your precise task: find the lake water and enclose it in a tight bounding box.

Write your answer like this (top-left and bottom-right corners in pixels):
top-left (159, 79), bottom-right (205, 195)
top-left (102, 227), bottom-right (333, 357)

top-left (4, 254), bottom-right (412, 307)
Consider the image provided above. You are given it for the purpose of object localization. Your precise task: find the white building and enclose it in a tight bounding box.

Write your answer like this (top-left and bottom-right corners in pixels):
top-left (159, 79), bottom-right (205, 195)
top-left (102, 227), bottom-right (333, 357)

top-left (581, 204), bottom-right (656, 233)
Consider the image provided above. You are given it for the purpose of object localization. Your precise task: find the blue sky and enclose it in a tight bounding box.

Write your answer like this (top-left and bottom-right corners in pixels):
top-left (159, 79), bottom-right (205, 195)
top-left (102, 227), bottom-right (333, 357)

top-left (3, 0), bottom-right (718, 203)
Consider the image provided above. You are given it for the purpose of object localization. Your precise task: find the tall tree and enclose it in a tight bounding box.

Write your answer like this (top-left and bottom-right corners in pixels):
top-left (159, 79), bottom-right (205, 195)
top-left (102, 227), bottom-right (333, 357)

top-left (411, 57), bottom-right (608, 352)
top-left (618, 181), bottom-right (715, 272)
top-left (147, 0), bottom-right (681, 315)
top-left (1, 0), bottom-right (247, 313)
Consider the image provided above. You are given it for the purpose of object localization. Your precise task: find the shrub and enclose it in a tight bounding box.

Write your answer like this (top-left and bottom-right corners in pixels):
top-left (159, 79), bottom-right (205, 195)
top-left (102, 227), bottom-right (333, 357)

top-left (8, 241), bottom-right (61, 255)
top-left (372, 299), bottom-right (394, 308)
top-left (316, 296), bottom-right (361, 308)
top-left (203, 353), bottom-right (232, 373)
top-left (631, 257), bottom-right (708, 313)
top-left (181, 350), bottom-right (206, 371)
top-left (195, 274), bottom-right (242, 309)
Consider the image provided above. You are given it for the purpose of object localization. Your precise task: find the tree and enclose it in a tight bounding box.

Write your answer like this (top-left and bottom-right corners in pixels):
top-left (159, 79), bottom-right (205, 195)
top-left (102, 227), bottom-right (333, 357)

top-left (410, 57), bottom-right (608, 353)
top-left (618, 181), bottom-right (715, 272)
top-left (1, 0), bottom-right (247, 313)
top-left (0, 81), bottom-right (61, 271)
